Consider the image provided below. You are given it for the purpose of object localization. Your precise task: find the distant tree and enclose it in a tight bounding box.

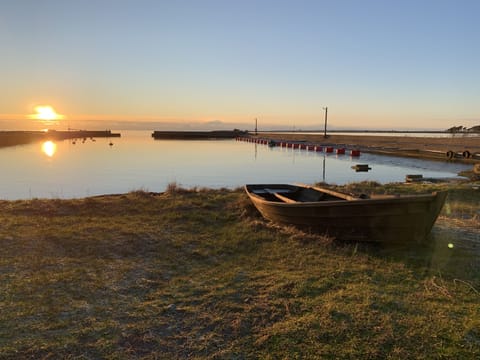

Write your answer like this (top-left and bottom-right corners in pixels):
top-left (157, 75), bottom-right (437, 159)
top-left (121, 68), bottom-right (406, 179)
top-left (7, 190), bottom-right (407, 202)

top-left (468, 125), bottom-right (480, 133)
top-left (446, 125), bottom-right (466, 133)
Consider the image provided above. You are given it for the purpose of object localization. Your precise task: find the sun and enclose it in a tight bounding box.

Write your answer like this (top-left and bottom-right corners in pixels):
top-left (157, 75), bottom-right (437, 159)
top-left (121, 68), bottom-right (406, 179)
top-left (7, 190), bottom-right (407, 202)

top-left (29, 105), bottom-right (64, 121)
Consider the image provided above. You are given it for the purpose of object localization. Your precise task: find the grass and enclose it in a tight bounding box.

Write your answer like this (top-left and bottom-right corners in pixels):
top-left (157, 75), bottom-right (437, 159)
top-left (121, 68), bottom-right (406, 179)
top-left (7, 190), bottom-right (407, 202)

top-left (0, 182), bottom-right (479, 358)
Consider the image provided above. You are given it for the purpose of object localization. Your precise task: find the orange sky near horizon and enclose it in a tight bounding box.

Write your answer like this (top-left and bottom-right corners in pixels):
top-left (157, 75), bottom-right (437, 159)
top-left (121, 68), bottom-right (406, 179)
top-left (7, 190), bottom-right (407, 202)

top-left (0, 106), bottom-right (475, 132)
top-left (1, 1), bottom-right (478, 131)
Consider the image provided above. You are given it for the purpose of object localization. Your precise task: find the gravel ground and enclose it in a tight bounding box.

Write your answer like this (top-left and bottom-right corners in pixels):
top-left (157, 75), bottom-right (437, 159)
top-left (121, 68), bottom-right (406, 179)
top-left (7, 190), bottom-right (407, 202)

top-left (260, 133), bottom-right (480, 153)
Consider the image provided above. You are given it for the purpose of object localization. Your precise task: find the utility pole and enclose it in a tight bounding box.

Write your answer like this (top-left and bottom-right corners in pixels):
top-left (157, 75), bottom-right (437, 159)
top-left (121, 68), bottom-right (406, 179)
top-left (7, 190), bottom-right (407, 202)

top-left (323, 107), bottom-right (328, 138)
top-left (255, 118), bottom-right (258, 135)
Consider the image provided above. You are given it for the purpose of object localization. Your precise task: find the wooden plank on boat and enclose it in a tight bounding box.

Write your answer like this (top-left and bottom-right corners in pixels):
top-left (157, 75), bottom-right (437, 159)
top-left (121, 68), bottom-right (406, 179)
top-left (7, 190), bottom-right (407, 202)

top-left (253, 188), bottom-right (292, 194)
top-left (264, 188), bottom-right (297, 203)
top-left (303, 184), bottom-right (360, 201)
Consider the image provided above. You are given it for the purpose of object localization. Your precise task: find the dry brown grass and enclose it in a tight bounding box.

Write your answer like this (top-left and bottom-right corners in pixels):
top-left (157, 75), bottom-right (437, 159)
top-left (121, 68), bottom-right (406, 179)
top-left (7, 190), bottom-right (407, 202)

top-left (0, 184), bottom-right (479, 358)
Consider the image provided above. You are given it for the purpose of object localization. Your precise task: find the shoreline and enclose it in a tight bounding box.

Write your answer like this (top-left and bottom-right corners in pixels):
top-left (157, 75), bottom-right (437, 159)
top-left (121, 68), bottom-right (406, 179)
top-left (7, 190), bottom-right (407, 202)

top-left (255, 132), bottom-right (480, 163)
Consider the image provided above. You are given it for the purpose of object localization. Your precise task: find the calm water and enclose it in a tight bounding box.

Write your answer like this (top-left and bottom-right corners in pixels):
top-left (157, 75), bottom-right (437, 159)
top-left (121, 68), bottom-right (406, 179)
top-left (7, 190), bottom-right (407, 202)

top-left (0, 131), bottom-right (471, 200)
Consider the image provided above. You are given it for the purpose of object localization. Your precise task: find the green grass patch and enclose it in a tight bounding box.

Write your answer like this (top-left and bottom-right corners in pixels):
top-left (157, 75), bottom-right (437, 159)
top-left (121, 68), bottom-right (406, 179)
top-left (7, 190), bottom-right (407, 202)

top-left (0, 183), bottom-right (479, 358)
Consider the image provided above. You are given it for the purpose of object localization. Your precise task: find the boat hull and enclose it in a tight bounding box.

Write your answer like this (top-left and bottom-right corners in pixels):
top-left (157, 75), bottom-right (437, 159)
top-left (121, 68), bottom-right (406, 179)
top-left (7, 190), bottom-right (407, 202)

top-left (245, 184), bottom-right (447, 243)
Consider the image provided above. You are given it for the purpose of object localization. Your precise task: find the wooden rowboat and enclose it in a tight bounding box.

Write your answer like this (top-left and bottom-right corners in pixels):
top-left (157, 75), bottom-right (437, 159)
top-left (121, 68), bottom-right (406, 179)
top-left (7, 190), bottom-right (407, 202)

top-left (245, 184), bottom-right (447, 242)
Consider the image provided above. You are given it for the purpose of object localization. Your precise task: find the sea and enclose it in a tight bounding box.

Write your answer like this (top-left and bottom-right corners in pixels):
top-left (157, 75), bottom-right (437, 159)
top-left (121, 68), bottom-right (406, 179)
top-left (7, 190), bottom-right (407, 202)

top-left (0, 130), bottom-right (472, 200)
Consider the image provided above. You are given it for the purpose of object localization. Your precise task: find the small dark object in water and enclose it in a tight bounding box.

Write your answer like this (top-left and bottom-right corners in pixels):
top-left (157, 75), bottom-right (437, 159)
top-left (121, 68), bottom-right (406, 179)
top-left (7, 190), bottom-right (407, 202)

top-left (352, 164), bottom-right (371, 172)
top-left (406, 174), bottom-right (423, 182)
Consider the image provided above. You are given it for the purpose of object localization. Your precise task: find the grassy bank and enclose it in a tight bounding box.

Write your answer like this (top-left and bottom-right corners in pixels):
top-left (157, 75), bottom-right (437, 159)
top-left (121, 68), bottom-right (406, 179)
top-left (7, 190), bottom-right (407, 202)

top-left (1, 182), bottom-right (479, 358)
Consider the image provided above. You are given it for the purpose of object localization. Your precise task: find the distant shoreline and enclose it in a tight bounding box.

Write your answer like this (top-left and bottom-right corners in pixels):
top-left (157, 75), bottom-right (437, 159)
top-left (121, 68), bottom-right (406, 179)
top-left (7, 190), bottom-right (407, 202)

top-left (256, 129), bottom-right (480, 134)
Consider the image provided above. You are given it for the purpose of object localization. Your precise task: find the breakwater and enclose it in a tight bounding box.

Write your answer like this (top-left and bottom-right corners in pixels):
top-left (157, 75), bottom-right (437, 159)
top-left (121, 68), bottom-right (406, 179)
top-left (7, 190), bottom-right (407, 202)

top-left (152, 130), bottom-right (247, 139)
top-left (0, 130), bottom-right (120, 148)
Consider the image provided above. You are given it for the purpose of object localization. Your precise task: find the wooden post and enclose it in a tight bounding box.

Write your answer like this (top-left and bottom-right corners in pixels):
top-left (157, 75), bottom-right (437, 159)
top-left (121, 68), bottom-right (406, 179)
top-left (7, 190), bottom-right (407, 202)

top-left (323, 107), bottom-right (328, 138)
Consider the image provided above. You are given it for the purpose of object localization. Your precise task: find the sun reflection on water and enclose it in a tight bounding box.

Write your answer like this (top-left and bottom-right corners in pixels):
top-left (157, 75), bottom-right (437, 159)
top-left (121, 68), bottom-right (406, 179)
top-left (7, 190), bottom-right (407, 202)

top-left (41, 141), bottom-right (57, 157)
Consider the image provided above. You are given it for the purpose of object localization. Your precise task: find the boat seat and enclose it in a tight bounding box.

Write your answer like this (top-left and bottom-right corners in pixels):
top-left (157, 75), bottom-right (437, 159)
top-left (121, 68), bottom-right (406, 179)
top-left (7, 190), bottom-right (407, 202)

top-left (253, 188), bottom-right (292, 194)
top-left (264, 188), bottom-right (298, 203)
top-left (272, 192), bottom-right (297, 203)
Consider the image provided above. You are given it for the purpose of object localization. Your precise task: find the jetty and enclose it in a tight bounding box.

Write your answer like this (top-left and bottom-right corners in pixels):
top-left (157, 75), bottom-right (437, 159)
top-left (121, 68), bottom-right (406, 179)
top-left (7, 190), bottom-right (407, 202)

top-left (0, 130), bottom-right (120, 148)
top-left (152, 130), bottom-right (247, 140)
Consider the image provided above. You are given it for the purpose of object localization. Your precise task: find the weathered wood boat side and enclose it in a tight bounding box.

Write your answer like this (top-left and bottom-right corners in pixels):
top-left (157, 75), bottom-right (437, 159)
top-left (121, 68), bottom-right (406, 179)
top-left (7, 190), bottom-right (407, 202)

top-left (245, 184), bottom-right (447, 242)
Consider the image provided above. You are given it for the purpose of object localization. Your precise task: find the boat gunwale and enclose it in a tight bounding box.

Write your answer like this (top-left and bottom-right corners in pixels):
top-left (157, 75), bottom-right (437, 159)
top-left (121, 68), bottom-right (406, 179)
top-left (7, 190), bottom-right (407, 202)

top-left (245, 184), bottom-right (446, 208)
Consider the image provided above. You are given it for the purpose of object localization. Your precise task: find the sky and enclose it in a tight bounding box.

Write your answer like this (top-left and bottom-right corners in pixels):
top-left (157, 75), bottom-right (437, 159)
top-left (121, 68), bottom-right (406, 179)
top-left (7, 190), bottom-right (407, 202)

top-left (0, 0), bottom-right (479, 131)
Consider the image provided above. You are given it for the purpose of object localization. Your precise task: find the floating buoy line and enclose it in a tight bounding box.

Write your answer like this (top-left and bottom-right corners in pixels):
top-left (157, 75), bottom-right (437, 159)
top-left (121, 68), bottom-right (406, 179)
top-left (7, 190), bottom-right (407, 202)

top-left (235, 136), bottom-right (361, 157)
